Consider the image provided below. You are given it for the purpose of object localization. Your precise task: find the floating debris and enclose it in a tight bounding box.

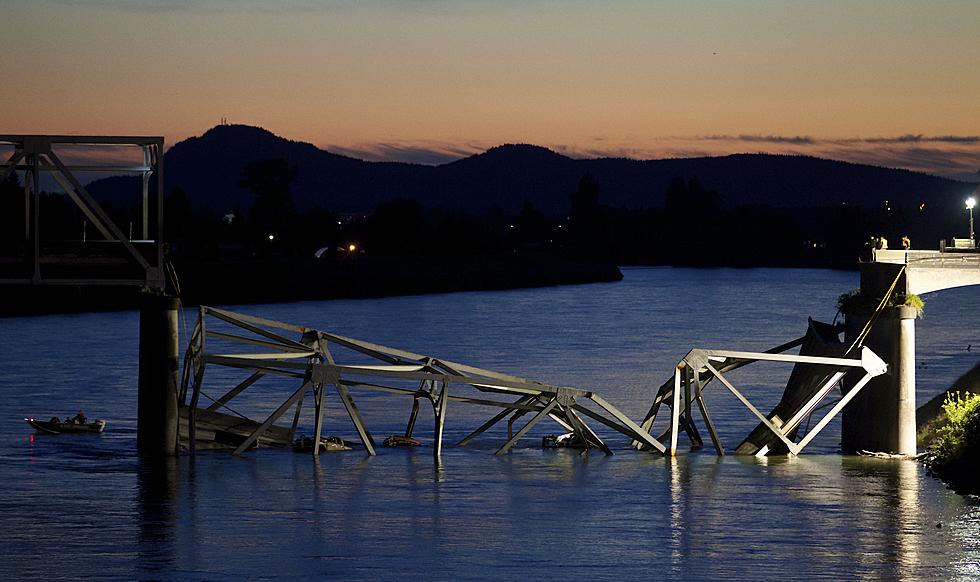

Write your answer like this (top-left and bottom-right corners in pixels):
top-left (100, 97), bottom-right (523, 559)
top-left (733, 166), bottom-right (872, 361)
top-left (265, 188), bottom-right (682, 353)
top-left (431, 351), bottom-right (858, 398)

top-left (542, 432), bottom-right (587, 449)
top-left (383, 435), bottom-right (421, 448)
top-left (857, 449), bottom-right (927, 460)
top-left (293, 435), bottom-right (351, 453)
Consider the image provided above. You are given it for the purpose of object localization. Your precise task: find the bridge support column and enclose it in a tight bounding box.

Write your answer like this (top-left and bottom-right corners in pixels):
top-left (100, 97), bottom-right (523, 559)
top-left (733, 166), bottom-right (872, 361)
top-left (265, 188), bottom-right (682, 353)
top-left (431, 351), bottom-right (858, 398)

top-left (138, 294), bottom-right (180, 457)
top-left (841, 261), bottom-right (917, 455)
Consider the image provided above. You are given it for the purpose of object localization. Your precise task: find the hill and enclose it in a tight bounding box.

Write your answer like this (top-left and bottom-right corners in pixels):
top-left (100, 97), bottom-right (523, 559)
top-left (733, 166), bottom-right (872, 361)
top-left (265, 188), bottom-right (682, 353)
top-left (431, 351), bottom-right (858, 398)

top-left (88, 124), bottom-right (975, 217)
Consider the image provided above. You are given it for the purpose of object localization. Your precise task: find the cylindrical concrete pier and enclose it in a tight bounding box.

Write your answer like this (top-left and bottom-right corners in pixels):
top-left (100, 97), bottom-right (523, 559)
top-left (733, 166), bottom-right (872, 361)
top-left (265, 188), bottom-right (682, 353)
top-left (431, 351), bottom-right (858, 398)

top-left (137, 294), bottom-right (180, 457)
top-left (841, 305), bottom-right (917, 455)
top-left (895, 307), bottom-right (917, 456)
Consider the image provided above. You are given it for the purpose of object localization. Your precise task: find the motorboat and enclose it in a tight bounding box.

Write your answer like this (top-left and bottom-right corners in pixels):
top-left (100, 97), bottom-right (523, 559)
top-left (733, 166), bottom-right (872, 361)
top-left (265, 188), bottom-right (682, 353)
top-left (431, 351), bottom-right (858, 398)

top-left (26, 417), bottom-right (106, 435)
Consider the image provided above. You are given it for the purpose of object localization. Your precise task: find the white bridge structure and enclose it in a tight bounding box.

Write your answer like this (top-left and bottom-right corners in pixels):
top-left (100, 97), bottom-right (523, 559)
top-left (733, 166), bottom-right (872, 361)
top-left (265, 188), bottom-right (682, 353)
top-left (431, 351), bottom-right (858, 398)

top-left (180, 307), bottom-right (895, 459)
top-left (179, 306), bottom-right (667, 457)
top-left (869, 249), bottom-right (980, 295)
top-left (841, 248), bottom-right (980, 455)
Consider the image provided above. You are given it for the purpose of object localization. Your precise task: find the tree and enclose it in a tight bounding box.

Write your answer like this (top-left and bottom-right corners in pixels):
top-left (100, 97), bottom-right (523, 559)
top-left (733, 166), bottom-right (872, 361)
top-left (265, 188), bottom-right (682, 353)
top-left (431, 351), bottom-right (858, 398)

top-left (565, 174), bottom-right (609, 259)
top-left (663, 176), bottom-right (722, 264)
top-left (239, 158), bottom-right (297, 251)
top-left (367, 198), bottom-right (425, 255)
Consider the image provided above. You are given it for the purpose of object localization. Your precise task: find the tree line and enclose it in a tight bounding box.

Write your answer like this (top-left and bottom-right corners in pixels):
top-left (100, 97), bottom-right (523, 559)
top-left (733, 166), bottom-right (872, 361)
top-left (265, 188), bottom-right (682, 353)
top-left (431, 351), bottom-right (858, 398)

top-left (0, 158), bottom-right (959, 268)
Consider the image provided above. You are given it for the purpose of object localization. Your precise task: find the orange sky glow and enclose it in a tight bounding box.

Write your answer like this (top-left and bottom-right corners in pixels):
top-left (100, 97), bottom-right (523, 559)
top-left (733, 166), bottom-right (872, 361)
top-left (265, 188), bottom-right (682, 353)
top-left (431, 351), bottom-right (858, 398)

top-left (2, 1), bottom-right (978, 178)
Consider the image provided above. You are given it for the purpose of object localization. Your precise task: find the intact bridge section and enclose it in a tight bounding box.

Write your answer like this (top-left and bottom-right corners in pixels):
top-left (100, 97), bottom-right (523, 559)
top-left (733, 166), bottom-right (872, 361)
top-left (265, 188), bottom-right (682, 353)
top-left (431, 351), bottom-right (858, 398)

top-left (842, 249), bottom-right (980, 456)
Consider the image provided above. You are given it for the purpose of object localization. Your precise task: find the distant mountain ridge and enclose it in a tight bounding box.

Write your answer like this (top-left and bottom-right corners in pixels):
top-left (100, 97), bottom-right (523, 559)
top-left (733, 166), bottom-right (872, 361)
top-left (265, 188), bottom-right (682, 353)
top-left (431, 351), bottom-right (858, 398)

top-left (88, 124), bottom-right (975, 216)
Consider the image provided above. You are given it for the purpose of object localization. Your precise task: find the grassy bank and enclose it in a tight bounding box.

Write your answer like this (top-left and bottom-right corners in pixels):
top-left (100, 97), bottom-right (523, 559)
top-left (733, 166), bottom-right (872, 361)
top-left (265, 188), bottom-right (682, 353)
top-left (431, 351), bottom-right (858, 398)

top-left (918, 363), bottom-right (980, 495)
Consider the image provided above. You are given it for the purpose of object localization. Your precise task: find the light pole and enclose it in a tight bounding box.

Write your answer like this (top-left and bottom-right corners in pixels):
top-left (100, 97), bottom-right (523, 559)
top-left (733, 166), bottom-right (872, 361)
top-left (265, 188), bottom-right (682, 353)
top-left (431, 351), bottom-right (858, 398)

top-left (968, 197), bottom-right (976, 243)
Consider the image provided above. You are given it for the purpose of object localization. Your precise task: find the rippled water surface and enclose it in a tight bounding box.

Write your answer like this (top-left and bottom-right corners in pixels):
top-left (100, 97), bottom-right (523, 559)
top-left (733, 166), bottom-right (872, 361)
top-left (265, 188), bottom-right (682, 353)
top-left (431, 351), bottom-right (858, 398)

top-left (1, 267), bottom-right (978, 580)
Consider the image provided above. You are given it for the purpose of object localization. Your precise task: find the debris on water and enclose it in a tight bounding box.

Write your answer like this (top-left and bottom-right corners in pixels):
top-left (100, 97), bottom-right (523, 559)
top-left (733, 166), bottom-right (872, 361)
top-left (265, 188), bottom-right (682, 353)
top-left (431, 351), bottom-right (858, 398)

top-left (857, 449), bottom-right (927, 460)
top-left (542, 432), bottom-right (587, 449)
top-left (383, 435), bottom-right (421, 447)
top-left (293, 435), bottom-right (351, 453)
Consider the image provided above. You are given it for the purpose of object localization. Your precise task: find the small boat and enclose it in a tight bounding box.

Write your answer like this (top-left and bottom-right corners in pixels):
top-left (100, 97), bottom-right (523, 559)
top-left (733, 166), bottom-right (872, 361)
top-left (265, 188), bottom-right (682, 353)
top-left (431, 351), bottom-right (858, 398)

top-left (26, 417), bottom-right (106, 435)
top-left (542, 432), bottom-right (586, 449)
top-left (382, 435), bottom-right (421, 447)
top-left (293, 435), bottom-right (351, 453)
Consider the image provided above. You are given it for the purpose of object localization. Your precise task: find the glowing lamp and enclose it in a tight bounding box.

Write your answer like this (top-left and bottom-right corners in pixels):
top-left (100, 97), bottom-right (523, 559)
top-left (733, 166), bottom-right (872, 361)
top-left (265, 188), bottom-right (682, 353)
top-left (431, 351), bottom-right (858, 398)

top-left (968, 197), bottom-right (976, 242)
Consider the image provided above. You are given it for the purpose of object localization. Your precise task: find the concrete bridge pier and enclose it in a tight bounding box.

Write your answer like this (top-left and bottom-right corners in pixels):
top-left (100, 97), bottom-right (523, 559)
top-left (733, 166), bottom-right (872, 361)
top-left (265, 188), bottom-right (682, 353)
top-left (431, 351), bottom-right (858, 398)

top-left (841, 263), bottom-right (917, 455)
top-left (137, 294), bottom-right (180, 457)
top-left (841, 304), bottom-right (917, 455)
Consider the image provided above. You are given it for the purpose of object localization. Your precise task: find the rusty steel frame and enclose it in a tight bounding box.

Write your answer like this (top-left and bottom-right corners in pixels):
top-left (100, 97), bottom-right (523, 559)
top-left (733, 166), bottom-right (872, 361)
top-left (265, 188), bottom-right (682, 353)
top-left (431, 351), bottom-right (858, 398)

top-left (0, 134), bottom-right (165, 289)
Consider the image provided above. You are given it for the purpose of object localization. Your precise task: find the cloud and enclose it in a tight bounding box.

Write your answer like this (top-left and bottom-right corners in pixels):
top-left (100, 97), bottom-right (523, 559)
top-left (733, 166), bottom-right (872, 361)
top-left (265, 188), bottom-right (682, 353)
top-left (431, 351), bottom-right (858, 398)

top-left (701, 134), bottom-right (815, 145)
top-left (637, 134), bottom-right (980, 180)
top-left (325, 140), bottom-right (485, 165)
top-left (814, 144), bottom-right (980, 181)
top-left (317, 134), bottom-right (979, 180)
top-left (859, 135), bottom-right (980, 144)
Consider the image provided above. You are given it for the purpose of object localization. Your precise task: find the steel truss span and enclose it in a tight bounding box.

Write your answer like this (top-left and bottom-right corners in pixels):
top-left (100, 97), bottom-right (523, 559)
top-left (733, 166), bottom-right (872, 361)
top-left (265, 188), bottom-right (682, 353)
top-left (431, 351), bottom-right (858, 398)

top-left (179, 306), bottom-right (667, 459)
top-left (0, 134), bottom-right (165, 290)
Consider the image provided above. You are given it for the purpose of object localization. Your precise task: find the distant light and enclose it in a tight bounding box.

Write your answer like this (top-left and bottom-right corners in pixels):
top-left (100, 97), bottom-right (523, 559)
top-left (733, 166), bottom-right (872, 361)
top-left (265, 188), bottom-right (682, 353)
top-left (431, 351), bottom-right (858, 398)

top-left (967, 197), bottom-right (977, 210)
top-left (268, 234), bottom-right (275, 241)
top-left (918, 202), bottom-right (925, 211)
top-left (348, 243), bottom-right (357, 252)
top-left (337, 221), bottom-right (342, 225)
top-left (509, 224), bottom-right (514, 229)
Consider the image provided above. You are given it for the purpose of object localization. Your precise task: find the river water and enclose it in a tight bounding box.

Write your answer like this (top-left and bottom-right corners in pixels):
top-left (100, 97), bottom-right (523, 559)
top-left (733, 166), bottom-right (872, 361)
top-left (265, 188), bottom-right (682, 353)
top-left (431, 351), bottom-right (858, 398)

top-left (0, 267), bottom-right (978, 580)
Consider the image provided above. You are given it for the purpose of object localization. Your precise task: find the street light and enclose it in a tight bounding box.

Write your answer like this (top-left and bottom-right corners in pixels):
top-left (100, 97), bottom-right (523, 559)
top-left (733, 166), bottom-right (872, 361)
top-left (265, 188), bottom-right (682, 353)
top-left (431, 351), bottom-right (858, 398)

top-left (968, 197), bottom-right (976, 243)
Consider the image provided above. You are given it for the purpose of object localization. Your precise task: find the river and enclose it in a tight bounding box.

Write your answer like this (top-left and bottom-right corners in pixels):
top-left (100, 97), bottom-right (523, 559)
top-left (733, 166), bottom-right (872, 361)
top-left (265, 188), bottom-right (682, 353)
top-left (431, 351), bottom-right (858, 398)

top-left (1, 267), bottom-right (978, 580)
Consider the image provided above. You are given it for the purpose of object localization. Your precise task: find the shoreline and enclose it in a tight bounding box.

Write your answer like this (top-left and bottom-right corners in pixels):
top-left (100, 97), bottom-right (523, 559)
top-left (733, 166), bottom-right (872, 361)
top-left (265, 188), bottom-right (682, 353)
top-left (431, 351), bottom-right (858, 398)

top-left (0, 253), bottom-right (622, 317)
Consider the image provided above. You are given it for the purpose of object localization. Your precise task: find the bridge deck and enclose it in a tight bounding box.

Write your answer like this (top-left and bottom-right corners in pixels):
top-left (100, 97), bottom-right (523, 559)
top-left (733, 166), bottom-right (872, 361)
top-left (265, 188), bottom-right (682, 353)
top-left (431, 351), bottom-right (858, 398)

top-left (867, 249), bottom-right (980, 295)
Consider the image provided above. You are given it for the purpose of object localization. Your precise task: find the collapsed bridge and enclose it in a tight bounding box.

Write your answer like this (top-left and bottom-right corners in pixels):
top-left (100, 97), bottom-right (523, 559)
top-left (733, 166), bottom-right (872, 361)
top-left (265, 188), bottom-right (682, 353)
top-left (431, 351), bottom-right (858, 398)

top-left (180, 306), bottom-right (666, 457)
top-left (178, 306), bottom-right (888, 459)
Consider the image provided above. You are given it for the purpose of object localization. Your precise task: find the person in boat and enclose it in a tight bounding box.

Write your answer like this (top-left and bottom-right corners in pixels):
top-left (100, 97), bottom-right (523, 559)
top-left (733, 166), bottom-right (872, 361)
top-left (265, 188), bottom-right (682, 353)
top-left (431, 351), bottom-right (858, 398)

top-left (49, 416), bottom-right (61, 423)
top-left (66, 412), bottom-right (86, 424)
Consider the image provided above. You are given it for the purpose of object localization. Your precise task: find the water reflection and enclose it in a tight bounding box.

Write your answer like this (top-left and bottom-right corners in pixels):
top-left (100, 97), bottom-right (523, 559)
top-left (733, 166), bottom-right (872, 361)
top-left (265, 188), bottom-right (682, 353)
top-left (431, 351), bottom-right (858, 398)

top-left (136, 456), bottom-right (177, 577)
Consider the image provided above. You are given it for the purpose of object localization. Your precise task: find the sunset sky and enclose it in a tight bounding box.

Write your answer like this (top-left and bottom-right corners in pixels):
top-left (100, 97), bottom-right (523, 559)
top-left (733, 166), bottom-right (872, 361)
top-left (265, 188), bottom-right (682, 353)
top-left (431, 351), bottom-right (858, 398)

top-left (3, 0), bottom-right (979, 179)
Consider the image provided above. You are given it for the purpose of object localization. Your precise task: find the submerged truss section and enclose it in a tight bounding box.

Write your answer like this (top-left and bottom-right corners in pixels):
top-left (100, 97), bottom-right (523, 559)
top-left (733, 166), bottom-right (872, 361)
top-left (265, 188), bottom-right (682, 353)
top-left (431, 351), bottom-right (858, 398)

top-left (634, 320), bottom-right (888, 457)
top-left (180, 306), bottom-right (666, 458)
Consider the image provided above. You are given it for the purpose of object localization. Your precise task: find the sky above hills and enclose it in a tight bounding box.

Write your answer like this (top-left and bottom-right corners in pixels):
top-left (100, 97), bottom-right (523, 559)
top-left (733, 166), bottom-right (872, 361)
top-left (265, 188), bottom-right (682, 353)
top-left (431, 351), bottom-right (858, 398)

top-left (2, 0), bottom-right (979, 179)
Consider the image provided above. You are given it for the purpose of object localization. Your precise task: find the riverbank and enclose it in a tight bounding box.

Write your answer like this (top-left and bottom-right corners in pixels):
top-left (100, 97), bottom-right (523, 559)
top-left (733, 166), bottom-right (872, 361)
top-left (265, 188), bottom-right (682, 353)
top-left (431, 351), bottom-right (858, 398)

top-left (917, 362), bottom-right (980, 494)
top-left (0, 253), bottom-right (622, 317)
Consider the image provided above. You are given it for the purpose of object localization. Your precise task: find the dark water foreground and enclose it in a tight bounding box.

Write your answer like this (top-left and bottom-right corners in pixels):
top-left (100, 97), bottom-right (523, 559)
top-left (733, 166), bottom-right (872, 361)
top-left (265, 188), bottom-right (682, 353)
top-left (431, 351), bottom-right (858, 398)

top-left (1, 268), bottom-right (978, 580)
